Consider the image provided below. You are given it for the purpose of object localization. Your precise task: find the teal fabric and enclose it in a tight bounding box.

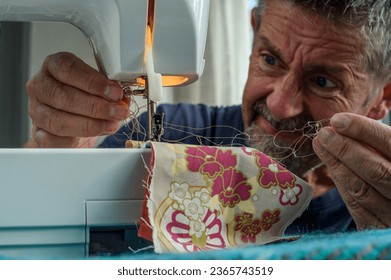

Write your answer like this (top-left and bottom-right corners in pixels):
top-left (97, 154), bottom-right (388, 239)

top-left (107, 228), bottom-right (391, 260)
top-left (2, 228), bottom-right (390, 260)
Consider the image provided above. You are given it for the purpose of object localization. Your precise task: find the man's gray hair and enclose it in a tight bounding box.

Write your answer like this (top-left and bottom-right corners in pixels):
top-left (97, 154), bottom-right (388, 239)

top-left (255, 0), bottom-right (391, 84)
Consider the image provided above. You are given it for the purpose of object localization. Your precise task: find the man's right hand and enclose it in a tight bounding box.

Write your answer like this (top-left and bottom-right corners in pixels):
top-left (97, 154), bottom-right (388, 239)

top-left (24, 52), bottom-right (130, 148)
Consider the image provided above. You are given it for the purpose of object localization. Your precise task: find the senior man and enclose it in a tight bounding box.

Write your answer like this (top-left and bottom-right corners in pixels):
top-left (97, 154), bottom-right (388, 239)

top-left (24, 0), bottom-right (391, 233)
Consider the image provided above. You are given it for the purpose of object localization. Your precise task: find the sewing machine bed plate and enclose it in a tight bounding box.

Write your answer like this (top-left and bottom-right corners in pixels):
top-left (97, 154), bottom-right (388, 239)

top-left (0, 148), bottom-right (151, 258)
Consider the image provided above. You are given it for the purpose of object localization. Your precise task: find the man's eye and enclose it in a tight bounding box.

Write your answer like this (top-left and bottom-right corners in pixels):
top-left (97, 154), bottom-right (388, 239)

top-left (314, 76), bottom-right (336, 88)
top-left (262, 54), bottom-right (276, 66)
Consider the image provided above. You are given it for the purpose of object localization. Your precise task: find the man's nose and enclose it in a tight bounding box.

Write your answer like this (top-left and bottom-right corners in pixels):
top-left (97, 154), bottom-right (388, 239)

top-left (266, 74), bottom-right (304, 120)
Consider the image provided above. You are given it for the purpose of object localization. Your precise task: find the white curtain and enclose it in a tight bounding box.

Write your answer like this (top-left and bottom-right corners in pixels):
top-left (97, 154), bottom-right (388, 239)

top-left (166, 0), bottom-right (254, 106)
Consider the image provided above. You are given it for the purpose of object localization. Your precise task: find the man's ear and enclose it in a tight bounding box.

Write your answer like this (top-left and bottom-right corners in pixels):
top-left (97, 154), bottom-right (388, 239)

top-left (251, 7), bottom-right (257, 31)
top-left (367, 82), bottom-right (391, 120)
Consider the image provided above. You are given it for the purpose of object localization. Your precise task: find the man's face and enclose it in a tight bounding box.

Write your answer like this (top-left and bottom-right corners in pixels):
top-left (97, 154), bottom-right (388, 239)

top-left (242, 1), bottom-right (377, 177)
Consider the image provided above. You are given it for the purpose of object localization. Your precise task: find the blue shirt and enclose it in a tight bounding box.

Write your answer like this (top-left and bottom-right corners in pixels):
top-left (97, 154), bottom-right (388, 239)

top-left (100, 103), bottom-right (246, 148)
top-left (100, 103), bottom-right (355, 234)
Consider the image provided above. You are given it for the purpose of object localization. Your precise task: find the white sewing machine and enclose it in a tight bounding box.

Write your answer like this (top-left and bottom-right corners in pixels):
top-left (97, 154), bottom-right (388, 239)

top-left (0, 0), bottom-right (209, 258)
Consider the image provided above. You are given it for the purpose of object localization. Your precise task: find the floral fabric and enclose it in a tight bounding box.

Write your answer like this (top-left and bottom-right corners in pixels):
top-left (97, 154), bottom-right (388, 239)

top-left (140, 142), bottom-right (313, 254)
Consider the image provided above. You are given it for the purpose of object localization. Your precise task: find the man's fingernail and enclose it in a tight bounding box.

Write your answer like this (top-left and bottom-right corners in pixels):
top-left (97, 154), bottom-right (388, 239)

top-left (104, 85), bottom-right (122, 101)
top-left (317, 128), bottom-right (335, 145)
top-left (331, 114), bottom-right (350, 129)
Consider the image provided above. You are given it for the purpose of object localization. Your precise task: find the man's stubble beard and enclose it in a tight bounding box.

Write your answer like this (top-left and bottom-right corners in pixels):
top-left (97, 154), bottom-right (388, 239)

top-left (244, 99), bottom-right (322, 178)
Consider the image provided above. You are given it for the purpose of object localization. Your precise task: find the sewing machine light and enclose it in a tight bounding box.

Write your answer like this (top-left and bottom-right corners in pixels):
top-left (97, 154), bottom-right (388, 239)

top-left (136, 76), bottom-right (189, 87)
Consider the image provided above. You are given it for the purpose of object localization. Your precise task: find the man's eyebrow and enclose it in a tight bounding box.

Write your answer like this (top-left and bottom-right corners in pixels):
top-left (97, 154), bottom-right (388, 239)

top-left (259, 36), bottom-right (284, 60)
top-left (306, 65), bottom-right (346, 74)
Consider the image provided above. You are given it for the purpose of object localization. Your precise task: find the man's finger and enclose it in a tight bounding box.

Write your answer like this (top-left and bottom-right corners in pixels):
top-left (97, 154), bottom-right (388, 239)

top-left (29, 74), bottom-right (130, 121)
top-left (330, 113), bottom-right (391, 161)
top-left (30, 103), bottom-right (120, 137)
top-left (42, 52), bottom-right (123, 102)
top-left (314, 127), bottom-right (391, 199)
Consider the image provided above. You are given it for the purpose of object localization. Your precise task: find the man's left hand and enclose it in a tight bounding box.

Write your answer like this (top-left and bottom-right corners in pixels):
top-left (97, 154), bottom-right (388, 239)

top-left (313, 113), bottom-right (391, 230)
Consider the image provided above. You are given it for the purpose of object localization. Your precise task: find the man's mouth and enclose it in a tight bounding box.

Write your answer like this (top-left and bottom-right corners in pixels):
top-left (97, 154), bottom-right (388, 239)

top-left (252, 114), bottom-right (304, 141)
top-left (250, 99), bottom-right (318, 142)
top-left (253, 115), bottom-right (278, 134)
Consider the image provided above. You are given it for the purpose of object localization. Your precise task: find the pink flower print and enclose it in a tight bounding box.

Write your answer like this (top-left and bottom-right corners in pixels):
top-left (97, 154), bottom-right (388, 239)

top-left (167, 209), bottom-right (226, 252)
top-left (234, 212), bottom-right (253, 231)
top-left (260, 209), bottom-right (281, 231)
top-left (255, 151), bottom-right (296, 189)
top-left (279, 184), bottom-right (303, 206)
top-left (211, 167), bottom-right (252, 208)
top-left (186, 146), bottom-right (237, 178)
top-left (254, 150), bottom-right (274, 167)
top-left (240, 219), bottom-right (262, 243)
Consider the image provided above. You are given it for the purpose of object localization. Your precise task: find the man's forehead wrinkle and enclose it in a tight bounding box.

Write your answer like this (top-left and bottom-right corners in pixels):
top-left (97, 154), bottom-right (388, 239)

top-left (260, 17), bottom-right (362, 64)
top-left (263, 4), bottom-right (326, 37)
top-left (283, 22), bottom-right (357, 50)
top-left (258, 30), bottom-right (359, 65)
top-left (263, 3), bottom-right (361, 50)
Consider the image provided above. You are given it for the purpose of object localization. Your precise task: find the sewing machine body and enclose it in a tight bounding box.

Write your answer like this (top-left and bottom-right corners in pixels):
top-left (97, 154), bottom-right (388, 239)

top-left (0, 0), bottom-right (209, 85)
top-left (0, 149), bottom-right (151, 258)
